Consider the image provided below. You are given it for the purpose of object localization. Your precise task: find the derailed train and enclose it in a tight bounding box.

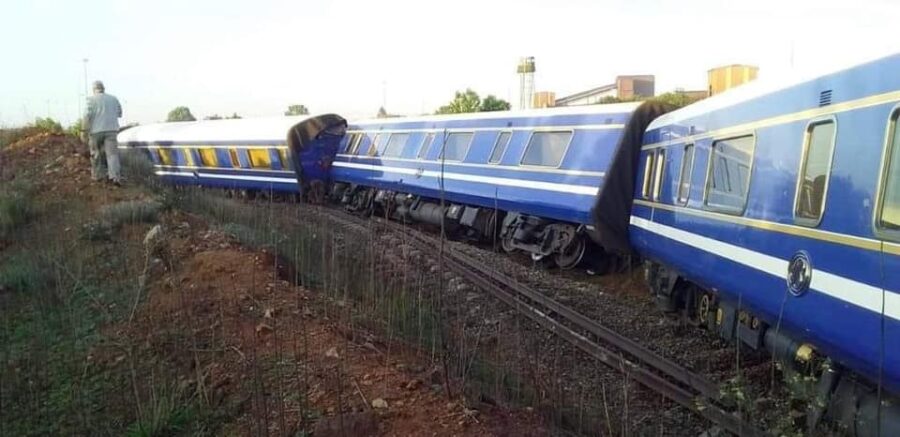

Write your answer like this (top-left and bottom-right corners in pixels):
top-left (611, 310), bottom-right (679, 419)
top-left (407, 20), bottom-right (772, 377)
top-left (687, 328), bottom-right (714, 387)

top-left (119, 53), bottom-right (900, 433)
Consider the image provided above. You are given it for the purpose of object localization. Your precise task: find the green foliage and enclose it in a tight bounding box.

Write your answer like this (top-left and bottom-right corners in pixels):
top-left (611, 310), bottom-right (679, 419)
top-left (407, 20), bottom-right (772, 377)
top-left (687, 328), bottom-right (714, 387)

top-left (595, 91), bottom-right (703, 109)
top-left (649, 91), bottom-right (703, 109)
top-left (436, 89), bottom-right (511, 114)
top-left (285, 104), bottom-right (309, 116)
top-left (436, 88), bottom-right (482, 114)
top-left (33, 117), bottom-right (63, 133)
top-left (203, 113), bottom-right (242, 121)
top-left (166, 106), bottom-right (196, 122)
top-left (125, 381), bottom-right (196, 437)
top-left (66, 119), bottom-right (84, 137)
top-left (480, 94), bottom-right (511, 112)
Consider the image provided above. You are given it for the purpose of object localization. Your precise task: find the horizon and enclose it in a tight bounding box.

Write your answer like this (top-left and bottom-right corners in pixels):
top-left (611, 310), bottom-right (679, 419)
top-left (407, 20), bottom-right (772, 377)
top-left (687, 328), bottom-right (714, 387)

top-left (2, 0), bottom-right (899, 127)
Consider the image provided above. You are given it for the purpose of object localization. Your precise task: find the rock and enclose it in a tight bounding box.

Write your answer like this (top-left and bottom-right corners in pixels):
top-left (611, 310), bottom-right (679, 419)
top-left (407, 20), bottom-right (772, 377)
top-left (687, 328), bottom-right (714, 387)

top-left (428, 367), bottom-right (444, 384)
top-left (325, 347), bottom-right (340, 359)
top-left (143, 224), bottom-right (165, 253)
top-left (263, 308), bottom-right (275, 319)
top-left (255, 323), bottom-right (273, 337)
top-left (371, 398), bottom-right (388, 409)
top-left (405, 379), bottom-right (422, 391)
top-left (311, 412), bottom-right (377, 437)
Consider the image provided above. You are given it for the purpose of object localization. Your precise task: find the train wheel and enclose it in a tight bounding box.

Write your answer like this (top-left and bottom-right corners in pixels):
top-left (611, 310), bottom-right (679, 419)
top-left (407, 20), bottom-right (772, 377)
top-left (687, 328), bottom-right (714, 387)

top-left (554, 236), bottom-right (586, 270)
top-left (500, 234), bottom-right (516, 253)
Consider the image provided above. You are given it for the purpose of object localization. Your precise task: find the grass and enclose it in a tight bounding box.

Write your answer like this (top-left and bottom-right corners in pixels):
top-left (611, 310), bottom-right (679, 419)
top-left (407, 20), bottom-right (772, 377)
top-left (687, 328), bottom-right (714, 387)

top-left (0, 181), bottom-right (36, 239)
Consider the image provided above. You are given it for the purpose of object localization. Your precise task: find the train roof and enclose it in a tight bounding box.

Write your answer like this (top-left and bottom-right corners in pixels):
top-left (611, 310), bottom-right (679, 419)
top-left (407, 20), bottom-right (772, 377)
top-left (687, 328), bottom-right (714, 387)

top-left (647, 51), bottom-right (900, 131)
top-left (117, 115), bottom-right (315, 144)
top-left (352, 102), bottom-right (644, 126)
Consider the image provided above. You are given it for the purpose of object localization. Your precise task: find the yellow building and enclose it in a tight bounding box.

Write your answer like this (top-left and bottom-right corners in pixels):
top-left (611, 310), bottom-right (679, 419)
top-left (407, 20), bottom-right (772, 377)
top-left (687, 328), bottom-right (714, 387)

top-left (532, 91), bottom-right (556, 108)
top-left (708, 64), bottom-right (758, 96)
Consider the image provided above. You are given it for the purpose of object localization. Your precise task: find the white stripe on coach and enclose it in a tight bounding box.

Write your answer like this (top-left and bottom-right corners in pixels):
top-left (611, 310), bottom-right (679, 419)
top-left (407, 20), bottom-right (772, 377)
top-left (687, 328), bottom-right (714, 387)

top-left (629, 215), bottom-right (900, 321)
top-left (155, 171), bottom-right (296, 184)
top-left (332, 161), bottom-right (600, 196)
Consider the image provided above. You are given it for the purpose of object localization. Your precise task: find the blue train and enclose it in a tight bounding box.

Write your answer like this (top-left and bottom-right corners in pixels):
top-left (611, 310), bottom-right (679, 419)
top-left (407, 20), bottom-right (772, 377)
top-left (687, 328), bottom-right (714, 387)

top-left (119, 53), bottom-right (900, 434)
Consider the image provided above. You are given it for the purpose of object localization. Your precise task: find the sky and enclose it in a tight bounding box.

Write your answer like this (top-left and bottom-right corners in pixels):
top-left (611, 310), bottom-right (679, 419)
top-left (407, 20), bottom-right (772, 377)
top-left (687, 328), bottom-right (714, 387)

top-left (1, 0), bottom-right (898, 127)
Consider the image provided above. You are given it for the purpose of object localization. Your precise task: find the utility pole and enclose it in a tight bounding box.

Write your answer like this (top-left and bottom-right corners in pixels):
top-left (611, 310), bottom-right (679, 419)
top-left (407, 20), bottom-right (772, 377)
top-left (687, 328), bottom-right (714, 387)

top-left (82, 58), bottom-right (89, 97)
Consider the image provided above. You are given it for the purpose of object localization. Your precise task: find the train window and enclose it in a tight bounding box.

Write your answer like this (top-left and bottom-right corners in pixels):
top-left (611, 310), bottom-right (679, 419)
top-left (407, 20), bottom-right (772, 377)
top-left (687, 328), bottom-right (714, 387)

top-left (794, 119), bottom-right (836, 224)
top-left (247, 148), bottom-right (272, 169)
top-left (278, 148), bottom-right (293, 171)
top-left (158, 148), bottom-right (174, 166)
top-left (677, 144), bottom-right (695, 204)
top-left (705, 135), bottom-right (755, 214)
top-left (418, 133), bottom-right (435, 159)
top-left (368, 133), bottom-right (388, 156)
top-left (879, 112), bottom-right (900, 231)
top-left (641, 153), bottom-right (654, 199)
top-left (521, 131), bottom-right (572, 167)
top-left (439, 132), bottom-right (473, 161)
top-left (345, 133), bottom-right (362, 154)
top-left (198, 148), bottom-right (218, 167)
top-left (652, 149), bottom-right (666, 201)
top-left (383, 133), bottom-right (409, 157)
top-left (489, 131), bottom-right (512, 164)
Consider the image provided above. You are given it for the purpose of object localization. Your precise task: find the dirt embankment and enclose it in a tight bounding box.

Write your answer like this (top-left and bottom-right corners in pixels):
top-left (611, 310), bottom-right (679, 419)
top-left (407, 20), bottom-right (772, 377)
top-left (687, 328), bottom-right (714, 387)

top-left (0, 134), bottom-right (547, 436)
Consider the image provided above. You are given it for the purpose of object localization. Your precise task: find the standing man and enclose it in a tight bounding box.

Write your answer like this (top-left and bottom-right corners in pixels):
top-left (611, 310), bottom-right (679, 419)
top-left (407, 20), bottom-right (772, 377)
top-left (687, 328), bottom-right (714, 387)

top-left (83, 80), bottom-right (123, 185)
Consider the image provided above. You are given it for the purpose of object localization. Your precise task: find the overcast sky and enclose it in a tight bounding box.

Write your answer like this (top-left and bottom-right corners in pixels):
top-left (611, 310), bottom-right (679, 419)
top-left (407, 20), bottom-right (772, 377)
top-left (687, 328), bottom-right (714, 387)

top-left (2, 0), bottom-right (898, 127)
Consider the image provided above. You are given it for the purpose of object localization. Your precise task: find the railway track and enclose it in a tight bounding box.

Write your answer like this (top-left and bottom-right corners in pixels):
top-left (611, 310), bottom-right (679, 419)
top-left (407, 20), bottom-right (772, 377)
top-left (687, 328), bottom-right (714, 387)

top-left (311, 205), bottom-right (767, 436)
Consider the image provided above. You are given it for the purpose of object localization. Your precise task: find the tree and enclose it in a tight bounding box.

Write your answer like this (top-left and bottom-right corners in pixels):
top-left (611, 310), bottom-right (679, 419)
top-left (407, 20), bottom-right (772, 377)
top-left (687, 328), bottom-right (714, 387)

top-left (480, 95), bottom-right (511, 112)
top-left (650, 91), bottom-right (703, 109)
top-left (436, 89), bottom-right (482, 114)
top-left (226, 112), bottom-right (242, 119)
top-left (204, 114), bottom-right (223, 120)
top-left (285, 105), bottom-right (309, 116)
top-left (166, 106), bottom-right (196, 122)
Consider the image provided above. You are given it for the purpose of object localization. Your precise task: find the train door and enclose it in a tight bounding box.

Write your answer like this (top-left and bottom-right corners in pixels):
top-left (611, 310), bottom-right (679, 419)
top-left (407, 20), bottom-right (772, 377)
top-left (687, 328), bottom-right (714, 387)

top-left (876, 108), bottom-right (900, 400)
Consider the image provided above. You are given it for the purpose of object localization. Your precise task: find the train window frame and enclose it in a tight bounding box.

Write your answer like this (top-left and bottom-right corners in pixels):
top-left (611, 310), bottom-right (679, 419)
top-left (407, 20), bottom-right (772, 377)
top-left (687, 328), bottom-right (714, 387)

top-left (438, 131), bottom-right (474, 162)
top-left (418, 132), bottom-right (435, 160)
top-left (677, 144), bottom-right (695, 205)
top-left (641, 152), bottom-right (655, 199)
top-left (652, 149), bottom-right (666, 201)
top-left (489, 131), bottom-right (513, 164)
top-left (792, 117), bottom-right (838, 227)
top-left (367, 133), bottom-right (388, 157)
top-left (229, 148), bottom-right (242, 168)
top-left (874, 105), bottom-right (900, 241)
top-left (518, 129), bottom-right (574, 168)
top-left (702, 133), bottom-right (757, 215)
top-left (346, 133), bottom-right (363, 155)
top-left (383, 132), bottom-right (410, 158)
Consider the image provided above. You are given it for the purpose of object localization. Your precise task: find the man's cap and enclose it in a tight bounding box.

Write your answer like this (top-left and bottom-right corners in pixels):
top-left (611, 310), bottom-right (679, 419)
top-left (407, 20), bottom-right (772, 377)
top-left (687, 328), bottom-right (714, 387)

top-left (92, 80), bottom-right (105, 90)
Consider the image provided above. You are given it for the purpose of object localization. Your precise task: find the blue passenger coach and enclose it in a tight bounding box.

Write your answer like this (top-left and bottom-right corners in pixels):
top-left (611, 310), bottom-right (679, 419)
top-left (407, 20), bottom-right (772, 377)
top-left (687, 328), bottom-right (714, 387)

top-left (329, 103), bottom-right (650, 269)
top-left (117, 114), bottom-right (346, 199)
top-left (632, 54), bottom-right (900, 431)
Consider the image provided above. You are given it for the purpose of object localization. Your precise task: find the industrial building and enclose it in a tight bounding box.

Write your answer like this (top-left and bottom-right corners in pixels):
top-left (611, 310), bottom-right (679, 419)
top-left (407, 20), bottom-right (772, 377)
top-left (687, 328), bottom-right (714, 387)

top-left (708, 64), bottom-right (758, 96)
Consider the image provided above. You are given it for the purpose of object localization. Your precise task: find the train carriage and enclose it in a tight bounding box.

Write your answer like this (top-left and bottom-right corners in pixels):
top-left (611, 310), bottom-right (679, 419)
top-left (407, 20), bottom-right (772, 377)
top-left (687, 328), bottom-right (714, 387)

top-left (329, 103), bottom-right (663, 269)
top-left (632, 54), bottom-right (900, 432)
top-left (117, 114), bottom-right (347, 198)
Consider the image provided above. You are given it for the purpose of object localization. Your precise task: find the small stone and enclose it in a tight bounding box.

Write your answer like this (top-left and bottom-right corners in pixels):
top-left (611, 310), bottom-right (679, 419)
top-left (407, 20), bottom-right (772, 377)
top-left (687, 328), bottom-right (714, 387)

top-left (371, 398), bottom-right (388, 409)
top-left (405, 379), bottom-right (422, 391)
top-left (325, 347), bottom-right (340, 359)
top-left (263, 308), bottom-right (275, 319)
top-left (395, 363), bottom-right (407, 372)
top-left (255, 323), bottom-right (273, 337)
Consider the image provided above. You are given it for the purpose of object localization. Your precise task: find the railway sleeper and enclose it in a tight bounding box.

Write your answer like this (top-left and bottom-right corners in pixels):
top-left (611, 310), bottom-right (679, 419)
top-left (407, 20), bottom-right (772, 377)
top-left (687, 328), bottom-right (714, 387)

top-left (645, 260), bottom-right (900, 436)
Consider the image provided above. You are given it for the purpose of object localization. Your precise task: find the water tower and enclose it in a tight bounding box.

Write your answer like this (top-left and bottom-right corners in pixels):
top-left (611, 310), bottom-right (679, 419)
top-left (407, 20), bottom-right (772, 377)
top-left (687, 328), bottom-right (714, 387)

top-left (517, 57), bottom-right (536, 110)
